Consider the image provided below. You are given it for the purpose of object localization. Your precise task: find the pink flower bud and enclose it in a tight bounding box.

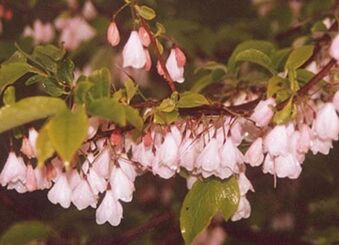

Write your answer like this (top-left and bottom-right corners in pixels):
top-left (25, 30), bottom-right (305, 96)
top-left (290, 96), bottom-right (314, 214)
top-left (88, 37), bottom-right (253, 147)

top-left (96, 190), bottom-right (123, 226)
top-left (166, 49), bottom-right (185, 83)
top-left (174, 47), bottom-right (186, 67)
top-left (138, 26), bottom-right (151, 47)
top-left (107, 21), bottom-right (120, 47)
top-left (122, 31), bottom-right (146, 69)
top-left (244, 137), bottom-right (264, 167)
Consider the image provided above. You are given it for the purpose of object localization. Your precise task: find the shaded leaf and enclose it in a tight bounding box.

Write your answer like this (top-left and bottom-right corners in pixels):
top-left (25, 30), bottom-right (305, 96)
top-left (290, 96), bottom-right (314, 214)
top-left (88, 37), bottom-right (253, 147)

top-left (177, 92), bottom-right (209, 108)
top-left (124, 105), bottom-right (144, 131)
top-left (180, 177), bottom-right (239, 244)
top-left (36, 124), bottom-right (55, 166)
top-left (235, 49), bottom-right (276, 74)
top-left (0, 62), bottom-right (31, 92)
top-left (135, 5), bottom-right (156, 20)
top-left (285, 45), bottom-right (314, 70)
top-left (0, 221), bottom-right (53, 245)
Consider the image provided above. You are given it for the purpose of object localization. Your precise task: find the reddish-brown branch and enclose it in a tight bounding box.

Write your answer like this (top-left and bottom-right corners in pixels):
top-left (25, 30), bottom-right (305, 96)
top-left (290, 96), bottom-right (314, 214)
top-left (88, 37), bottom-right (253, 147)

top-left (298, 58), bottom-right (337, 96)
top-left (139, 18), bottom-right (177, 92)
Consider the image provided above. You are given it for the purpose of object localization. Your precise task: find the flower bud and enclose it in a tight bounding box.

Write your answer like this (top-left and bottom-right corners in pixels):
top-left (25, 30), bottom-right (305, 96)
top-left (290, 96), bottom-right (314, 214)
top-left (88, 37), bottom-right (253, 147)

top-left (107, 21), bottom-right (120, 47)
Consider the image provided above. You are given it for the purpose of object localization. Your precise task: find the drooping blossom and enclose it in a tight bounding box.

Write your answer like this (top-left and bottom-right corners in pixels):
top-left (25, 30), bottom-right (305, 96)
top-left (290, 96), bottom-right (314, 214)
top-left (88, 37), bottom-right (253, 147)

top-left (47, 173), bottom-right (72, 208)
top-left (250, 98), bottom-right (275, 127)
top-left (96, 190), bottom-right (123, 226)
top-left (314, 103), bottom-right (339, 141)
top-left (122, 31), bottom-right (147, 69)
top-left (0, 152), bottom-right (26, 187)
top-left (71, 177), bottom-right (97, 210)
top-left (166, 48), bottom-right (185, 83)
top-left (244, 137), bottom-right (264, 167)
top-left (329, 34), bottom-right (339, 61)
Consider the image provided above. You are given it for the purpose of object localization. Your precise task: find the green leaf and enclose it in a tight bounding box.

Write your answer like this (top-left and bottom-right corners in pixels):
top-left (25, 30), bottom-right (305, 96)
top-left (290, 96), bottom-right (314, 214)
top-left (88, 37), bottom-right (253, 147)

top-left (135, 5), bottom-right (156, 20)
top-left (271, 48), bottom-right (291, 71)
top-left (88, 98), bottom-right (126, 126)
top-left (285, 45), bottom-right (314, 70)
top-left (47, 107), bottom-right (88, 165)
top-left (228, 40), bottom-right (276, 72)
top-left (3, 86), bottom-right (16, 105)
top-left (154, 110), bottom-right (179, 125)
top-left (158, 98), bottom-right (176, 112)
top-left (36, 124), bottom-right (55, 166)
top-left (88, 68), bottom-right (112, 99)
top-left (0, 97), bottom-right (67, 134)
top-left (124, 79), bottom-right (138, 104)
top-left (57, 58), bottom-right (74, 84)
top-left (4, 51), bottom-right (27, 64)
top-left (0, 221), bottom-right (53, 245)
top-left (273, 97), bottom-right (296, 125)
top-left (296, 69), bottom-right (327, 86)
top-left (177, 92), bottom-right (209, 108)
top-left (32, 50), bottom-right (58, 74)
top-left (124, 105), bottom-right (144, 131)
top-left (0, 62), bottom-right (31, 92)
top-left (267, 75), bottom-right (290, 103)
top-left (190, 75), bottom-right (213, 93)
top-left (180, 177), bottom-right (240, 244)
top-left (235, 49), bottom-right (276, 74)
top-left (34, 45), bottom-right (66, 61)
top-left (74, 80), bottom-right (94, 105)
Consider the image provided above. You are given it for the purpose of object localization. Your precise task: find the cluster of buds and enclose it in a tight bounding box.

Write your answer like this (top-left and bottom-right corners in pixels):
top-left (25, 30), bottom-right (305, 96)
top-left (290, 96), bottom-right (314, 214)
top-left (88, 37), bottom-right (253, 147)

top-left (107, 21), bottom-right (186, 83)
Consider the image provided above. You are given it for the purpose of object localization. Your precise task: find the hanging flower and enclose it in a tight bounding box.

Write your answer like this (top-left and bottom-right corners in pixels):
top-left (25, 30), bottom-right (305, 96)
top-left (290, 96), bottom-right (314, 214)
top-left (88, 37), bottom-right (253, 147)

top-left (122, 31), bottom-right (147, 69)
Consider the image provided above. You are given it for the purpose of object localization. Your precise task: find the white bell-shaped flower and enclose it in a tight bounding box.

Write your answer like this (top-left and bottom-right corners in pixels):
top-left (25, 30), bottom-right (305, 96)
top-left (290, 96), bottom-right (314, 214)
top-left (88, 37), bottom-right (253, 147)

top-left (196, 138), bottom-right (221, 172)
top-left (231, 196), bottom-right (251, 221)
top-left (250, 98), bottom-right (275, 127)
top-left (244, 137), bottom-right (264, 167)
top-left (96, 190), bottom-right (123, 226)
top-left (110, 167), bottom-right (135, 202)
top-left (71, 177), bottom-right (97, 210)
top-left (122, 31), bottom-right (146, 69)
top-left (166, 49), bottom-right (184, 83)
top-left (264, 125), bottom-right (289, 157)
top-left (0, 152), bottom-right (27, 187)
top-left (314, 103), bottom-right (339, 140)
top-left (47, 173), bottom-right (72, 208)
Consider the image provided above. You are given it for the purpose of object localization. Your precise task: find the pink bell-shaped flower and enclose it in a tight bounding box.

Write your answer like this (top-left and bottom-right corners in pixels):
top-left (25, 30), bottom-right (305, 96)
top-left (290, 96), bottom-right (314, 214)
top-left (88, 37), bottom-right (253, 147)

top-left (26, 164), bottom-right (37, 192)
top-left (110, 167), bottom-right (135, 202)
top-left (196, 138), bottom-right (221, 172)
top-left (250, 98), bottom-right (275, 127)
top-left (244, 137), bottom-right (264, 167)
top-left (0, 152), bottom-right (27, 187)
top-left (122, 31), bottom-right (146, 69)
top-left (71, 177), bottom-right (97, 210)
top-left (231, 196), bottom-right (251, 221)
top-left (96, 190), bottom-right (123, 226)
top-left (47, 173), bottom-right (72, 208)
top-left (264, 125), bottom-right (289, 157)
top-left (87, 168), bottom-right (107, 195)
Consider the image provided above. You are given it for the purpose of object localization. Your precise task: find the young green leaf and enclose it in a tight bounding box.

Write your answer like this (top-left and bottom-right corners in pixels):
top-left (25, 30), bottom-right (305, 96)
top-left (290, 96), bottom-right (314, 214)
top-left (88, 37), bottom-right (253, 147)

top-left (180, 177), bottom-right (240, 245)
top-left (47, 107), bottom-right (88, 165)
top-left (124, 105), bottom-right (144, 131)
top-left (154, 110), bottom-right (179, 125)
top-left (177, 92), bottom-right (209, 108)
top-left (158, 98), bottom-right (177, 112)
top-left (88, 68), bottom-right (112, 99)
top-left (34, 44), bottom-right (66, 61)
top-left (0, 97), bottom-right (67, 134)
top-left (135, 5), bottom-right (156, 20)
top-left (124, 79), bottom-right (138, 104)
top-left (285, 45), bottom-right (314, 70)
top-left (88, 98), bottom-right (126, 126)
top-left (0, 62), bottom-right (31, 92)
top-left (235, 49), bottom-right (276, 74)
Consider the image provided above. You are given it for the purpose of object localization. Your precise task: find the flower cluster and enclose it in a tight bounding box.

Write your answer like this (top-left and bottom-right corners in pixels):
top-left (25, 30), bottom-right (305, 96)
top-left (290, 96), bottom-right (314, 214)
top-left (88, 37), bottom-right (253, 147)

top-left (107, 21), bottom-right (186, 83)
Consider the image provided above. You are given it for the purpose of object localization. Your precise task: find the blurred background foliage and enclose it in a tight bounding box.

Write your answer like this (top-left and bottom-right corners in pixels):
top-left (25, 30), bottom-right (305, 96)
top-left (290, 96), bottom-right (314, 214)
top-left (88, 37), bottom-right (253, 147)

top-left (0, 0), bottom-right (339, 244)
